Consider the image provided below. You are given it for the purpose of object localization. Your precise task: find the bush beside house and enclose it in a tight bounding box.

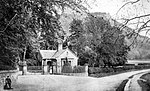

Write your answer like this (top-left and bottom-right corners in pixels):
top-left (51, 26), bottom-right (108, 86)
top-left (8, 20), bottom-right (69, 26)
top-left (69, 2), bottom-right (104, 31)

top-left (62, 63), bottom-right (86, 73)
top-left (61, 63), bottom-right (88, 76)
top-left (73, 66), bottom-right (86, 73)
top-left (62, 62), bottom-right (73, 73)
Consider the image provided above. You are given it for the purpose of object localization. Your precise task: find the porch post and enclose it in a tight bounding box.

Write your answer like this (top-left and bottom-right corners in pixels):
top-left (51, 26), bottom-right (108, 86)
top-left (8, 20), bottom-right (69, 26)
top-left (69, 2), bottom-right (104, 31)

top-left (42, 59), bottom-right (48, 75)
top-left (56, 61), bottom-right (57, 73)
top-left (56, 58), bottom-right (61, 73)
top-left (52, 61), bottom-right (53, 74)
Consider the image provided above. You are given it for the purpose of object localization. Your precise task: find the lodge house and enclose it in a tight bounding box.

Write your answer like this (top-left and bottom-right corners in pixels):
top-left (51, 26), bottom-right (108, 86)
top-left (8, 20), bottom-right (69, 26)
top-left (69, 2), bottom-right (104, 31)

top-left (39, 39), bottom-right (78, 74)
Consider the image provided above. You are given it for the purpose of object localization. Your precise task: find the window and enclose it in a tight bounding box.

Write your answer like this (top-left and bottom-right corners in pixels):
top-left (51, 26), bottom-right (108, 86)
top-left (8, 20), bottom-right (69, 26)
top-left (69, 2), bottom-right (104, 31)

top-left (63, 61), bottom-right (66, 65)
top-left (69, 61), bottom-right (71, 64)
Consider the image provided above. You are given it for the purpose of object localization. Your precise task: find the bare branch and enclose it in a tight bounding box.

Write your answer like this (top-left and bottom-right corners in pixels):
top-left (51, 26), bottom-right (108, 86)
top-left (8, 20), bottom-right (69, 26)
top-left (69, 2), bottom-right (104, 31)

top-left (126, 14), bottom-right (150, 21)
top-left (128, 19), bottom-right (150, 47)
top-left (0, 13), bottom-right (17, 33)
top-left (141, 29), bottom-right (150, 44)
top-left (116, 0), bottom-right (140, 15)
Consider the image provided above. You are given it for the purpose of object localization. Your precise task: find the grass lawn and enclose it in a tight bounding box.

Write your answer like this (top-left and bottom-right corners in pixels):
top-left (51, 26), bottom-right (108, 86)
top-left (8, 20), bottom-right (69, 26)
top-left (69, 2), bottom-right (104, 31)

top-left (138, 73), bottom-right (150, 91)
top-left (89, 65), bottom-right (150, 78)
top-left (89, 69), bottom-right (139, 78)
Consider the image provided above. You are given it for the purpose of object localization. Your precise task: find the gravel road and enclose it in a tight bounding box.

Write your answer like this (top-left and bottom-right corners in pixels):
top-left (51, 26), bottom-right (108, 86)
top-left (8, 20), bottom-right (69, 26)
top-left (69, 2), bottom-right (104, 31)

top-left (1, 69), bottom-right (150, 91)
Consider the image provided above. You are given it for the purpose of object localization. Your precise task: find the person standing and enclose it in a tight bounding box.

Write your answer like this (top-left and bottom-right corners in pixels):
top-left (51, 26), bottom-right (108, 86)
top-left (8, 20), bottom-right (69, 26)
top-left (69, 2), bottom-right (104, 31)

top-left (5, 76), bottom-right (12, 89)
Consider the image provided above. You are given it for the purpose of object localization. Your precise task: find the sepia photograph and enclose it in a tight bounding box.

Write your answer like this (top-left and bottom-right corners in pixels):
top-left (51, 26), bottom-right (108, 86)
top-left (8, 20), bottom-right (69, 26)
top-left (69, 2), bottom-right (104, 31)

top-left (0, 0), bottom-right (150, 91)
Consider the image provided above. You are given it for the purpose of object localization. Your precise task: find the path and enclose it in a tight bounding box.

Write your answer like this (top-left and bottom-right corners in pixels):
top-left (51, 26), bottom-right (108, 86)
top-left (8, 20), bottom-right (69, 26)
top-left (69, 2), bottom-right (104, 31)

top-left (124, 70), bottom-right (150, 91)
top-left (1, 69), bottom-right (150, 91)
top-left (0, 71), bottom-right (21, 91)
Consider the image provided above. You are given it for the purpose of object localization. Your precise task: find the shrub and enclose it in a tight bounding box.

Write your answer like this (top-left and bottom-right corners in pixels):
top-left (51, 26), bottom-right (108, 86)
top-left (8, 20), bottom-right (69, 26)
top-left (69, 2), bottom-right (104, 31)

top-left (73, 66), bottom-right (85, 73)
top-left (88, 67), bottom-right (102, 74)
top-left (0, 65), bottom-right (15, 70)
top-left (62, 63), bottom-right (73, 73)
top-left (88, 67), bottom-right (114, 74)
top-left (89, 65), bottom-right (150, 77)
top-left (101, 67), bottom-right (114, 73)
top-left (89, 65), bottom-right (150, 74)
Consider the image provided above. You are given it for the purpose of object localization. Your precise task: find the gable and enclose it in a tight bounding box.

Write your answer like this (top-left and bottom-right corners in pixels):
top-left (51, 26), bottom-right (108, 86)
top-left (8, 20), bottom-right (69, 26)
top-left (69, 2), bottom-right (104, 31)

top-left (56, 49), bottom-right (78, 59)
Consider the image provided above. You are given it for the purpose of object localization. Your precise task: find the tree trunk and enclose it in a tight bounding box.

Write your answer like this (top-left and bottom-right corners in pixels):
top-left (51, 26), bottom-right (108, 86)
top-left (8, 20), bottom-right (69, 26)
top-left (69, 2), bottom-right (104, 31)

top-left (92, 63), bottom-right (95, 67)
top-left (23, 46), bottom-right (27, 62)
top-left (22, 46), bottom-right (27, 75)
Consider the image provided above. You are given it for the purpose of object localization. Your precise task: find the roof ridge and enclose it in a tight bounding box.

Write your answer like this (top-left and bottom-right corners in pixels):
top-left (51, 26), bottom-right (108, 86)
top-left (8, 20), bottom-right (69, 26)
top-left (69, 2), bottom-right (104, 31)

top-left (52, 49), bottom-right (66, 58)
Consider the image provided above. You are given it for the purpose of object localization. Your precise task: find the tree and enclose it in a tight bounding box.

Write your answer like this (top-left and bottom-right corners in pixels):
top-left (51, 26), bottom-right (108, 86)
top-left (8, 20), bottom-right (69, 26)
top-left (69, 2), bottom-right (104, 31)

top-left (84, 16), bottom-right (130, 67)
top-left (68, 19), bottom-right (92, 65)
top-left (0, 0), bottom-right (87, 67)
top-left (69, 15), bottom-right (130, 67)
top-left (116, 0), bottom-right (150, 43)
top-left (68, 19), bottom-right (85, 52)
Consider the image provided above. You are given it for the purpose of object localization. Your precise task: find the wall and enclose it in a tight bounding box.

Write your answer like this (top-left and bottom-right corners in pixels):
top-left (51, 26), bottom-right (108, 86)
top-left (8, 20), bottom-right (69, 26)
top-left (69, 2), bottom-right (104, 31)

top-left (61, 73), bottom-right (88, 77)
top-left (27, 66), bottom-right (42, 73)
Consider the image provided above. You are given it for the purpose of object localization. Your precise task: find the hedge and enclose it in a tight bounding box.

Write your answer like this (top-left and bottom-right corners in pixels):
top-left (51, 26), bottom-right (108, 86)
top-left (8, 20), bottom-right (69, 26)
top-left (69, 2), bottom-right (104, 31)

top-left (62, 63), bottom-right (86, 73)
top-left (89, 65), bottom-right (150, 74)
top-left (73, 66), bottom-right (85, 73)
top-left (0, 65), bottom-right (16, 71)
top-left (27, 66), bottom-right (42, 70)
top-left (62, 62), bottom-right (73, 73)
top-left (62, 66), bottom-right (73, 73)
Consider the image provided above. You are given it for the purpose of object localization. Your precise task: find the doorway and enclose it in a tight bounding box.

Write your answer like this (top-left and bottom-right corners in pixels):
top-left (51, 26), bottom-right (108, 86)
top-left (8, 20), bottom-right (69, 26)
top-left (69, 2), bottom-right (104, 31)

top-left (47, 61), bottom-right (53, 74)
top-left (47, 60), bottom-right (57, 74)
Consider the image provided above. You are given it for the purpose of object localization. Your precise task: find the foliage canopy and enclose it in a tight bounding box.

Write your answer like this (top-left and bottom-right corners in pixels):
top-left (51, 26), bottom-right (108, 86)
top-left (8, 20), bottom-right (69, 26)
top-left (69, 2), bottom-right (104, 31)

top-left (69, 16), bottom-right (130, 67)
top-left (0, 0), bottom-right (85, 67)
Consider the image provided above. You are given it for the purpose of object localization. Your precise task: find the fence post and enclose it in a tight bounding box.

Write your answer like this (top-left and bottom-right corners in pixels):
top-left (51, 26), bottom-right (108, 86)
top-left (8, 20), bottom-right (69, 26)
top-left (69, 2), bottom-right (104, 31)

top-left (22, 61), bottom-right (27, 75)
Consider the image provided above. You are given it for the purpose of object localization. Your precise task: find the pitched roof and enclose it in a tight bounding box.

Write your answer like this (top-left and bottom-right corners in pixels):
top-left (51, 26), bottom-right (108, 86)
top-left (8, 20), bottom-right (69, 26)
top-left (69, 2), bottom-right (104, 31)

top-left (40, 48), bottom-right (78, 59)
top-left (52, 50), bottom-right (66, 58)
top-left (39, 50), bottom-right (57, 59)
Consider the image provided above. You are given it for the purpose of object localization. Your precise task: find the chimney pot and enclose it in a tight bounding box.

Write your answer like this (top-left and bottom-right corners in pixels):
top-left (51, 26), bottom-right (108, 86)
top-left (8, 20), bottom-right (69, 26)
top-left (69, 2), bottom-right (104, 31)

top-left (57, 38), bottom-right (63, 50)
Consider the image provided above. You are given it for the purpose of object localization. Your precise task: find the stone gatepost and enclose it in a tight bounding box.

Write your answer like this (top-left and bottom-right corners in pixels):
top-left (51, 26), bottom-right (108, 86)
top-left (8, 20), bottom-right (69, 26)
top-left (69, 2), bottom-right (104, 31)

top-left (85, 63), bottom-right (88, 76)
top-left (16, 64), bottom-right (19, 71)
top-left (22, 61), bottom-right (27, 75)
top-left (42, 60), bottom-right (48, 75)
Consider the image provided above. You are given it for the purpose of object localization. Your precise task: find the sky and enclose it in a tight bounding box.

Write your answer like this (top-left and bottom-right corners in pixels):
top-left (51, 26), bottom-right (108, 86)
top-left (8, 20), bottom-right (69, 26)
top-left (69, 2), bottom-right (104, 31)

top-left (86, 0), bottom-right (124, 16)
top-left (86, 0), bottom-right (150, 17)
top-left (84, 0), bottom-right (150, 36)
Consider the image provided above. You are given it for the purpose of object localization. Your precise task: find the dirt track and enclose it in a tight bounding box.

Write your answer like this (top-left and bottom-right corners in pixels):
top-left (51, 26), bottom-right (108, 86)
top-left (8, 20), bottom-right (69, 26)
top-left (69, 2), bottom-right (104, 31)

top-left (1, 69), bottom-right (150, 91)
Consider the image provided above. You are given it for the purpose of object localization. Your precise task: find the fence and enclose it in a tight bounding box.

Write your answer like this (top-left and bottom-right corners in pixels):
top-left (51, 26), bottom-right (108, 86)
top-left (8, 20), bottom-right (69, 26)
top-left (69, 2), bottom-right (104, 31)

top-left (22, 64), bottom-right (89, 77)
top-left (27, 66), bottom-right (42, 73)
top-left (62, 65), bottom-right (88, 77)
top-left (62, 73), bottom-right (88, 77)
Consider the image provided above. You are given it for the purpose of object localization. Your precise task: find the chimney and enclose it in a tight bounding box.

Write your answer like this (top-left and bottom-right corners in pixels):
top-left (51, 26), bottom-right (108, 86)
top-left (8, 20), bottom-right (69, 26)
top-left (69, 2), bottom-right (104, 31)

top-left (57, 38), bottom-right (63, 51)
